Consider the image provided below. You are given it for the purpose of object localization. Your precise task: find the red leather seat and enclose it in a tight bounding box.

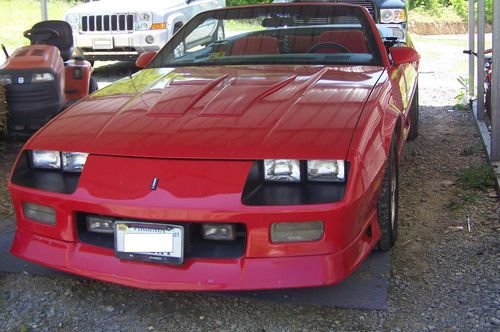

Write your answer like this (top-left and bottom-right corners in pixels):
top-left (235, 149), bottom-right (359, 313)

top-left (287, 35), bottom-right (315, 53)
top-left (317, 30), bottom-right (368, 53)
top-left (231, 36), bottom-right (280, 56)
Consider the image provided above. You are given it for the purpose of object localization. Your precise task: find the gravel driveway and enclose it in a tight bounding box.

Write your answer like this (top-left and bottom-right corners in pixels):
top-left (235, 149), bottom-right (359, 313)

top-left (0, 35), bottom-right (499, 331)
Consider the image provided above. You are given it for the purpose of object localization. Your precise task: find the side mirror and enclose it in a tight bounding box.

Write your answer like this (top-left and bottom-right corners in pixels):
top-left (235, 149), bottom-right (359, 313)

top-left (135, 51), bottom-right (157, 69)
top-left (389, 47), bottom-right (420, 66)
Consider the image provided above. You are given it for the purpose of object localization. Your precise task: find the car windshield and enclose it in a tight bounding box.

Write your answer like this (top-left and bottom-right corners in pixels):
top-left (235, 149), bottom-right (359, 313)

top-left (149, 4), bottom-right (383, 68)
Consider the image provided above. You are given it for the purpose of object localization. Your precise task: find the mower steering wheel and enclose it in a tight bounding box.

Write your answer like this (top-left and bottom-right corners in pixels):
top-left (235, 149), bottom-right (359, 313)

top-left (307, 42), bottom-right (350, 54)
top-left (24, 28), bottom-right (60, 44)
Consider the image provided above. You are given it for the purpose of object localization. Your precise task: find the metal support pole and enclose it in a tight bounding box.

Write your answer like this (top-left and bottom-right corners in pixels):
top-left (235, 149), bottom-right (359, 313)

top-left (468, 0), bottom-right (475, 99)
top-left (477, 0), bottom-right (485, 120)
top-left (492, 0), bottom-right (500, 160)
top-left (41, 0), bottom-right (48, 21)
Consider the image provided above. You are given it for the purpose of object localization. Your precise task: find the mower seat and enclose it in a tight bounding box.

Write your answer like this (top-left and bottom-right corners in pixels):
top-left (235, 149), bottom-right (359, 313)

top-left (26, 20), bottom-right (74, 61)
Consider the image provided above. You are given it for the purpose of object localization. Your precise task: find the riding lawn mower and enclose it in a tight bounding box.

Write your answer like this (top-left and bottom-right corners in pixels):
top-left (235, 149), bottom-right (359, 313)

top-left (0, 20), bottom-right (97, 137)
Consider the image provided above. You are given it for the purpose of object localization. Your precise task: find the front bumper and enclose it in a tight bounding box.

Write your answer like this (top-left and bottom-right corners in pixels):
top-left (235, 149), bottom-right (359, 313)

top-left (9, 156), bottom-right (381, 290)
top-left (12, 220), bottom-right (376, 290)
top-left (73, 30), bottom-right (168, 61)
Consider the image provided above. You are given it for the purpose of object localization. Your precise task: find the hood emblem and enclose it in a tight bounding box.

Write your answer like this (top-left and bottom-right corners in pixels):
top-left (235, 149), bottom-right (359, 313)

top-left (151, 178), bottom-right (159, 190)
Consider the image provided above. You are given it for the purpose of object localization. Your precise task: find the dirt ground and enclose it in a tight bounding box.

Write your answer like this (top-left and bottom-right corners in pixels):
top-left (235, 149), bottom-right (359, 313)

top-left (0, 35), bottom-right (499, 331)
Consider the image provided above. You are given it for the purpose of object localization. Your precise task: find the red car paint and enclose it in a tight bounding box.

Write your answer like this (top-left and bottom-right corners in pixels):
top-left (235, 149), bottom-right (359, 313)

top-left (9, 3), bottom-right (419, 290)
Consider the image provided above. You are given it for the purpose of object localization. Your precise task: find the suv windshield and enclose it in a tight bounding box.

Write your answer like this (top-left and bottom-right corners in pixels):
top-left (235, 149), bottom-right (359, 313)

top-left (149, 4), bottom-right (382, 68)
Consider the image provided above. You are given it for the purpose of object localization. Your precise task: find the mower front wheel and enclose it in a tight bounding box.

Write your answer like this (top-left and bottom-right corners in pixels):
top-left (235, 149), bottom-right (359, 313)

top-left (89, 76), bottom-right (98, 94)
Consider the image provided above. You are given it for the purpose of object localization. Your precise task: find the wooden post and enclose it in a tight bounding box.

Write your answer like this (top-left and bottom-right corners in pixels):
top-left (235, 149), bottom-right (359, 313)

top-left (468, 0), bottom-right (475, 99)
top-left (41, 0), bottom-right (48, 21)
top-left (492, 0), bottom-right (500, 160)
top-left (477, 0), bottom-right (485, 120)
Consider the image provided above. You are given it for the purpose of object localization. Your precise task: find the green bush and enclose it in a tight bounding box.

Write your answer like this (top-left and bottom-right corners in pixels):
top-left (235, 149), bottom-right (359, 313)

top-left (410, 0), bottom-right (493, 24)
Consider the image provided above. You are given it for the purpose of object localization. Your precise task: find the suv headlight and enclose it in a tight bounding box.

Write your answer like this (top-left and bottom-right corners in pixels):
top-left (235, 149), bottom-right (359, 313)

top-left (136, 11), bottom-right (153, 31)
top-left (66, 14), bottom-right (79, 31)
top-left (380, 9), bottom-right (406, 24)
top-left (67, 14), bottom-right (79, 24)
top-left (31, 150), bottom-right (88, 172)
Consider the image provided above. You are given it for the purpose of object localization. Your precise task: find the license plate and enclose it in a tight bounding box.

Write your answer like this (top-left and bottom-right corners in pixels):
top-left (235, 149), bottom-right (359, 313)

top-left (115, 222), bottom-right (184, 265)
top-left (93, 37), bottom-right (113, 50)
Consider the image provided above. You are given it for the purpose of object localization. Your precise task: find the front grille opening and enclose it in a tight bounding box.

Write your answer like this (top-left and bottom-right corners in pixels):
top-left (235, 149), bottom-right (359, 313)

top-left (76, 213), bottom-right (247, 259)
top-left (81, 14), bottom-right (134, 32)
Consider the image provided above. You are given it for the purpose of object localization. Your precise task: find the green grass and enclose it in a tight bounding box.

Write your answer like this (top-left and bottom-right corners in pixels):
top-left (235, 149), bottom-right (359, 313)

top-left (0, 0), bottom-right (76, 52)
top-left (458, 164), bottom-right (496, 191)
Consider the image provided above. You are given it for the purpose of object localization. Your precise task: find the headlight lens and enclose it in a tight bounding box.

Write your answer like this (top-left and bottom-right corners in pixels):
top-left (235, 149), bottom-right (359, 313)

top-left (0, 74), bottom-right (12, 85)
top-left (31, 150), bottom-right (88, 172)
top-left (137, 12), bottom-right (153, 31)
top-left (32, 150), bottom-right (61, 170)
top-left (62, 152), bottom-right (89, 172)
top-left (307, 160), bottom-right (345, 182)
top-left (32, 73), bottom-right (54, 83)
top-left (138, 12), bottom-right (151, 22)
top-left (67, 14), bottom-right (79, 24)
top-left (380, 9), bottom-right (406, 24)
top-left (264, 159), bottom-right (301, 182)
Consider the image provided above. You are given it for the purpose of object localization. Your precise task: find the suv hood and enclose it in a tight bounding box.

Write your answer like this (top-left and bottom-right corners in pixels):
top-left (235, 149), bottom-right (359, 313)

top-left (65, 0), bottom-right (187, 14)
top-left (30, 65), bottom-right (384, 160)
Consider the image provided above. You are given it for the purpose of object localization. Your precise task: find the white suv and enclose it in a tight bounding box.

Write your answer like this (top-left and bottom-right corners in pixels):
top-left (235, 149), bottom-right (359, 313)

top-left (64, 0), bottom-right (225, 62)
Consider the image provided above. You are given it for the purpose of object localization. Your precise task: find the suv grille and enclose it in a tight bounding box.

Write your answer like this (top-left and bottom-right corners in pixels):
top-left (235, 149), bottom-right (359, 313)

top-left (336, 0), bottom-right (375, 17)
top-left (81, 14), bottom-right (134, 33)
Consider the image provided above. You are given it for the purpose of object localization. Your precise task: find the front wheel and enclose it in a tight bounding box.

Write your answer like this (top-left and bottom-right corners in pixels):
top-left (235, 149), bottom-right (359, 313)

top-left (89, 76), bottom-right (98, 94)
top-left (376, 136), bottom-right (399, 251)
top-left (408, 84), bottom-right (419, 141)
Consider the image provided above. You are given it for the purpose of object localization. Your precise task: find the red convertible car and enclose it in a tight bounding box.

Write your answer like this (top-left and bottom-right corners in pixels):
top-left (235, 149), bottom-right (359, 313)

top-left (9, 3), bottom-right (419, 290)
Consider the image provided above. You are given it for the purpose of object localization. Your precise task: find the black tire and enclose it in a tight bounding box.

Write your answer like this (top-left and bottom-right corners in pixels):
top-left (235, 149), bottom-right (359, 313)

top-left (408, 84), bottom-right (419, 141)
top-left (376, 136), bottom-right (399, 251)
top-left (89, 76), bottom-right (98, 94)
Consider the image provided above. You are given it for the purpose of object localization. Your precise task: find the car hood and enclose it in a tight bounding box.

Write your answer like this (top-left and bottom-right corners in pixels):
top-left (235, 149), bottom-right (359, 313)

top-left (65, 0), bottom-right (187, 14)
top-left (30, 65), bottom-right (384, 160)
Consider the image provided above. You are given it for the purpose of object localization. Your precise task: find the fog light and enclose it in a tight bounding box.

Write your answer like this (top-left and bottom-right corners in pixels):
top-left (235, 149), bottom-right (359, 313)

top-left (86, 216), bottom-right (114, 234)
top-left (145, 35), bottom-right (154, 44)
top-left (271, 221), bottom-right (323, 243)
top-left (202, 223), bottom-right (236, 241)
top-left (23, 202), bottom-right (56, 225)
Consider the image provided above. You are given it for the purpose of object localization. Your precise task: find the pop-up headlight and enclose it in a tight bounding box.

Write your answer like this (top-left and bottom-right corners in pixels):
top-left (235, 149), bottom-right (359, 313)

top-left (307, 160), bottom-right (345, 182)
top-left (264, 159), bottom-right (301, 182)
top-left (31, 150), bottom-right (88, 172)
top-left (32, 150), bottom-right (61, 170)
top-left (62, 152), bottom-right (89, 172)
